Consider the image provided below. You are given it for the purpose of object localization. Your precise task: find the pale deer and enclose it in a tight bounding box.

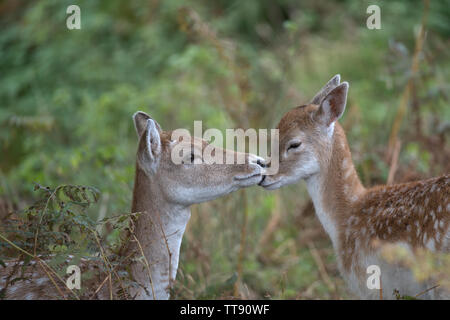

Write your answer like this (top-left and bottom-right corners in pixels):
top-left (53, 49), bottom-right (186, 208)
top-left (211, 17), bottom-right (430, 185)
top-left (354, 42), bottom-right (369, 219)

top-left (260, 75), bottom-right (449, 299)
top-left (0, 111), bottom-right (266, 299)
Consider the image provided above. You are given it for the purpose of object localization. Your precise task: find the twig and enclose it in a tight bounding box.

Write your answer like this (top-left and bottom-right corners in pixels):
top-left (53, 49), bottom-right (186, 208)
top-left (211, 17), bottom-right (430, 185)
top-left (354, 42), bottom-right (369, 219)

top-left (131, 233), bottom-right (156, 299)
top-left (153, 210), bottom-right (174, 294)
top-left (414, 284), bottom-right (440, 298)
top-left (109, 273), bottom-right (113, 300)
top-left (0, 231), bottom-right (79, 300)
top-left (380, 276), bottom-right (383, 300)
top-left (92, 273), bottom-right (111, 299)
top-left (33, 185), bottom-right (64, 255)
top-left (387, 139), bottom-right (401, 185)
top-left (90, 228), bottom-right (128, 299)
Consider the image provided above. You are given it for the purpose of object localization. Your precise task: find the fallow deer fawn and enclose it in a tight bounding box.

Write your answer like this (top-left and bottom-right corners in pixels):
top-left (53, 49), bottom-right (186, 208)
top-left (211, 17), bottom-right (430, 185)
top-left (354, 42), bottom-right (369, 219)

top-left (260, 75), bottom-right (449, 299)
top-left (0, 111), bottom-right (266, 299)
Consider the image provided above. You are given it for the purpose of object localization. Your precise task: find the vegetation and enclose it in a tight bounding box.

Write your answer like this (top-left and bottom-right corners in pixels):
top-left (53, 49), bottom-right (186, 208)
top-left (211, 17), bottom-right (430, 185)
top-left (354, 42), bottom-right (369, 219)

top-left (0, 0), bottom-right (449, 299)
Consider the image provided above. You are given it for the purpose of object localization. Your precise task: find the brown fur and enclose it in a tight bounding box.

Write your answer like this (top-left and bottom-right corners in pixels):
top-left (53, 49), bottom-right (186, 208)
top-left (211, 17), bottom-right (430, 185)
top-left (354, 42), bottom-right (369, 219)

top-left (262, 77), bottom-right (449, 298)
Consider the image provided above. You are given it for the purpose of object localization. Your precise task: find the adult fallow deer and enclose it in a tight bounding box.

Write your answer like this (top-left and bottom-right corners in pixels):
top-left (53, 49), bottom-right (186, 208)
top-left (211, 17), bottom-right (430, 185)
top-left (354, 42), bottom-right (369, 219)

top-left (260, 75), bottom-right (449, 299)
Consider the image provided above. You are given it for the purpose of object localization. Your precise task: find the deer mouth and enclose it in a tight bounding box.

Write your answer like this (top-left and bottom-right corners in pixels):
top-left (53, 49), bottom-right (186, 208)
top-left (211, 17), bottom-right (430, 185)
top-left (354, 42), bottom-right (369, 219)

top-left (234, 172), bottom-right (262, 181)
top-left (258, 175), bottom-right (266, 186)
top-left (259, 178), bottom-right (282, 190)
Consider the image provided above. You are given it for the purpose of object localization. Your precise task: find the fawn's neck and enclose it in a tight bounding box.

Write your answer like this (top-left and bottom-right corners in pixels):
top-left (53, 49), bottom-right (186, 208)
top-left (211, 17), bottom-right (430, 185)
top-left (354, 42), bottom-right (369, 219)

top-left (305, 124), bottom-right (365, 248)
top-left (129, 166), bottom-right (190, 299)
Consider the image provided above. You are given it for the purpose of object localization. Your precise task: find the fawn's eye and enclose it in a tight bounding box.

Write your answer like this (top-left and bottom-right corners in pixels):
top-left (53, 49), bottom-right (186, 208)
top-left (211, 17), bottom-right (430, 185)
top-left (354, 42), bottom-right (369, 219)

top-left (287, 142), bottom-right (302, 151)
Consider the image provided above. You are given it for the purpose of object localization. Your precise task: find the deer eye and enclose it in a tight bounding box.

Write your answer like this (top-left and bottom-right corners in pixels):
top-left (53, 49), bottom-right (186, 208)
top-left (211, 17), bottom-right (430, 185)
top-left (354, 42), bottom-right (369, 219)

top-left (287, 142), bottom-right (302, 151)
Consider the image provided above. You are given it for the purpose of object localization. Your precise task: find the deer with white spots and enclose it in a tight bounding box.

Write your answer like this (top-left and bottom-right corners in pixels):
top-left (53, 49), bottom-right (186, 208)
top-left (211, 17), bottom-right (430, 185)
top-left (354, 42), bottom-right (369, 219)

top-left (260, 75), bottom-right (449, 299)
top-left (0, 111), bottom-right (266, 299)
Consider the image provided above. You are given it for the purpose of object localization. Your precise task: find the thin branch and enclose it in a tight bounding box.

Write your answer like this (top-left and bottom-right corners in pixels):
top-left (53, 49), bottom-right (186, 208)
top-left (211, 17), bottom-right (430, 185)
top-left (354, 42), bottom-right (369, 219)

top-left (131, 233), bottom-right (156, 299)
top-left (387, 139), bottom-right (401, 185)
top-left (414, 284), bottom-right (439, 298)
top-left (0, 231), bottom-right (79, 300)
top-left (153, 210), bottom-right (174, 293)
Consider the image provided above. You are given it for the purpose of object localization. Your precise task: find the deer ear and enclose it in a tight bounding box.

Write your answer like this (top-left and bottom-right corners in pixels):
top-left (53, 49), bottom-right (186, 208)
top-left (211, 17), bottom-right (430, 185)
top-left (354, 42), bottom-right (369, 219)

top-left (314, 82), bottom-right (348, 127)
top-left (133, 112), bottom-right (163, 172)
top-left (133, 111), bottom-right (162, 138)
top-left (310, 74), bottom-right (341, 105)
top-left (133, 111), bottom-right (150, 137)
top-left (145, 119), bottom-right (162, 162)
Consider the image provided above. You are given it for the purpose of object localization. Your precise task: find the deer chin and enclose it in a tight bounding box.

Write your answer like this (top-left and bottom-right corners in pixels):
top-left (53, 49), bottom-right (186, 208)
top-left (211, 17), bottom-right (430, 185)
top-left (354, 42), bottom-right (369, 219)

top-left (261, 181), bottom-right (282, 190)
top-left (259, 176), bottom-right (283, 190)
top-left (260, 173), bottom-right (302, 190)
top-left (234, 172), bottom-right (263, 187)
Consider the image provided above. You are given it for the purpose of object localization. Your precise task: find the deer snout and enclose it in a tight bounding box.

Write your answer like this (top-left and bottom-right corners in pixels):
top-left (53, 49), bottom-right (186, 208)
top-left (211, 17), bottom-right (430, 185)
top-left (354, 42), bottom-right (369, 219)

top-left (248, 154), bottom-right (266, 168)
top-left (234, 155), bottom-right (266, 183)
top-left (248, 155), bottom-right (267, 176)
top-left (258, 159), bottom-right (271, 186)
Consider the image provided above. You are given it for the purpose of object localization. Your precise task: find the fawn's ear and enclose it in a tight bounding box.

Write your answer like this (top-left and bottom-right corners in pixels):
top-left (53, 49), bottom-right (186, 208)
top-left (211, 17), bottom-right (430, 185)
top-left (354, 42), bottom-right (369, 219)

top-left (133, 111), bottom-right (150, 137)
top-left (310, 74), bottom-right (341, 105)
top-left (133, 111), bottom-right (161, 138)
top-left (144, 118), bottom-right (162, 161)
top-left (133, 111), bottom-right (163, 172)
top-left (314, 82), bottom-right (348, 127)
top-left (136, 118), bottom-right (162, 173)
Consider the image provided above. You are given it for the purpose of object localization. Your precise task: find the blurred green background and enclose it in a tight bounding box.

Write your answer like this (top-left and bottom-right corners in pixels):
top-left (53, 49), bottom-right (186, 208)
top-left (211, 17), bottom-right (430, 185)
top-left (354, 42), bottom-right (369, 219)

top-left (0, 0), bottom-right (449, 299)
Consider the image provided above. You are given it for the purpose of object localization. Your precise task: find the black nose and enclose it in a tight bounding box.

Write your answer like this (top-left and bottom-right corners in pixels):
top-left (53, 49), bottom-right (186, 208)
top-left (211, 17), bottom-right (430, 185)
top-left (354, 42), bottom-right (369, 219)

top-left (257, 159), bottom-right (266, 168)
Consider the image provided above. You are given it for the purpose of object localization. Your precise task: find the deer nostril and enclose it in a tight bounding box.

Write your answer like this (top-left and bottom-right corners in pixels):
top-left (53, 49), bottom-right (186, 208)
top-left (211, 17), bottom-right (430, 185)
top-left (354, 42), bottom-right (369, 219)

top-left (257, 159), bottom-right (266, 168)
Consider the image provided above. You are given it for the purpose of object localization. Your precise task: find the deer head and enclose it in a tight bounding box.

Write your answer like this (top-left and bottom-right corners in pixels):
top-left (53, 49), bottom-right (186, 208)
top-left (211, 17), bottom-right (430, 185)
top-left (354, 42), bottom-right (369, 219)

top-left (260, 75), bottom-right (348, 190)
top-left (133, 111), bottom-right (265, 205)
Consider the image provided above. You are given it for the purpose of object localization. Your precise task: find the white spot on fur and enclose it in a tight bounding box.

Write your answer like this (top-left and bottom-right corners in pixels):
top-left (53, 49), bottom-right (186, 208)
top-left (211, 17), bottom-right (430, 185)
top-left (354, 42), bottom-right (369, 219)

top-left (425, 238), bottom-right (436, 251)
top-left (344, 168), bottom-right (352, 180)
top-left (342, 158), bottom-right (349, 169)
top-left (430, 210), bottom-right (436, 220)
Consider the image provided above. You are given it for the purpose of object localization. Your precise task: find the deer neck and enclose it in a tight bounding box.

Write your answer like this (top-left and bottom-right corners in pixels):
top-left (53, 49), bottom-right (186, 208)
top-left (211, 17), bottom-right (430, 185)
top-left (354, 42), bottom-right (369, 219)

top-left (128, 166), bottom-right (191, 300)
top-left (305, 124), bottom-right (365, 248)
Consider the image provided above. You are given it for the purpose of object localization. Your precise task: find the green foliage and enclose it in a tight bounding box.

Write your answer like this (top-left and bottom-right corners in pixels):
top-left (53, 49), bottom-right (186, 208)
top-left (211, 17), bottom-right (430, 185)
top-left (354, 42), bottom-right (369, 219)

top-left (0, 183), bottom-right (139, 299)
top-left (1, 184), bottom-right (100, 258)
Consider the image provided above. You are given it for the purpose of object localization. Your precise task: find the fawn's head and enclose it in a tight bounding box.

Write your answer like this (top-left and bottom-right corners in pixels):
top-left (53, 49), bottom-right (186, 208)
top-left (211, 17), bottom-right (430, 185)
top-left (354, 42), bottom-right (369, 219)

top-left (133, 111), bottom-right (265, 205)
top-left (260, 75), bottom-right (348, 190)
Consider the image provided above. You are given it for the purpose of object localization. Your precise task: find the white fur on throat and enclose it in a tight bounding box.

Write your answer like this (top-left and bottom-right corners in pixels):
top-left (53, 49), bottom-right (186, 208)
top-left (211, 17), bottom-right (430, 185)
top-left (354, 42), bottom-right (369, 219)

top-left (305, 174), bottom-right (338, 249)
